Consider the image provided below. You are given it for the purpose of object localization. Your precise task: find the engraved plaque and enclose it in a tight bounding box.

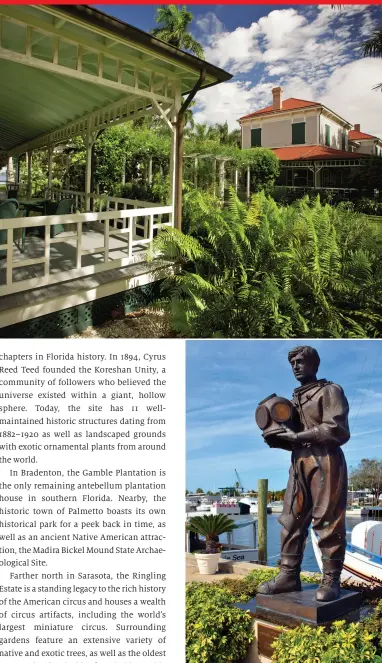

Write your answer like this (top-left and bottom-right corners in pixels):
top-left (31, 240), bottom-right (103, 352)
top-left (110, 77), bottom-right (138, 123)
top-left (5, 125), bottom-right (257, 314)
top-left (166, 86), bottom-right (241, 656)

top-left (257, 621), bottom-right (283, 659)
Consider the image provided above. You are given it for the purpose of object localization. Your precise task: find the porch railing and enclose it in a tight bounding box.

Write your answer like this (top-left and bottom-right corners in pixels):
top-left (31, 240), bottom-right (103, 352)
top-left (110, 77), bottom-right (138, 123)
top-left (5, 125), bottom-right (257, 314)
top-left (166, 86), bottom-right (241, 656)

top-left (0, 205), bottom-right (172, 297)
top-left (45, 187), bottom-right (161, 214)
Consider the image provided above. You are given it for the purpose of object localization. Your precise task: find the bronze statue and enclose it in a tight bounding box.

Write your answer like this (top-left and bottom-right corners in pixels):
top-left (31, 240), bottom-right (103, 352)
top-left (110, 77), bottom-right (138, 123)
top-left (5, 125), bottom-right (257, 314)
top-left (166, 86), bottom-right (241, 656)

top-left (255, 346), bottom-right (349, 602)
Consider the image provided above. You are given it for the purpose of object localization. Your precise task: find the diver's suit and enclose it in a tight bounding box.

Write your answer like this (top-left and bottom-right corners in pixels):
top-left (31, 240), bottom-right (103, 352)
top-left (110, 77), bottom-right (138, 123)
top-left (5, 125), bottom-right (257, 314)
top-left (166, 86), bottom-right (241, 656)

top-left (258, 379), bottom-right (350, 601)
top-left (280, 378), bottom-right (349, 565)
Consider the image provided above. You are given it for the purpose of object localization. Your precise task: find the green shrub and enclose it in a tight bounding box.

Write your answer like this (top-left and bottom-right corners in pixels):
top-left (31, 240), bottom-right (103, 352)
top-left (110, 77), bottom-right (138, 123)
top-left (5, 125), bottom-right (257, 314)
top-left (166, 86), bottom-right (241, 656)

top-left (186, 582), bottom-right (254, 663)
top-left (272, 620), bottom-right (376, 663)
top-left (271, 600), bottom-right (382, 663)
top-left (360, 600), bottom-right (382, 654)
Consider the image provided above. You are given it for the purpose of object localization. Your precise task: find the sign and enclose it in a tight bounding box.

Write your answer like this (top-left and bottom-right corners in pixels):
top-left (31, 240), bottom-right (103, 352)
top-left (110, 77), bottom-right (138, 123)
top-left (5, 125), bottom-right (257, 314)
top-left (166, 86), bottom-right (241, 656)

top-left (257, 621), bottom-right (283, 659)
top-left (220, 548), bottom-right (258, 562)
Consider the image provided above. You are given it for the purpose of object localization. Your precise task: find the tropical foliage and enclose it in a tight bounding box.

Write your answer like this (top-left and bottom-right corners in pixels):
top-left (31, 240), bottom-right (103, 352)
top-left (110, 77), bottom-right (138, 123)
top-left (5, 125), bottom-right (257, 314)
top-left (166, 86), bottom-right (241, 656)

top-left (186, 582), bottom-right (254, 663)
top-left (272, 620), bottom-right (377, 663)
top-left (187, 513), bottom-right (239, 553)
top-left (152, 5), bottom-right (204, 58)
top-left (363, 28), bottom-right (382, 91)
top-left (150, 189), bottom-right (382, 338)
top-left (186, 572), bottom-right (382, 663)
top-left (272, 601), bottom-right (382, 663)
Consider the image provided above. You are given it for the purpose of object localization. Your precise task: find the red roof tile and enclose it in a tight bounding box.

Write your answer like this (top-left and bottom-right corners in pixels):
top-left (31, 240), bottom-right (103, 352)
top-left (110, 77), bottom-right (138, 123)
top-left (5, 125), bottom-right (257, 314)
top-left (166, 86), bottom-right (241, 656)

top-left (349, 129), bottom-right (378, 141)
top-left (271, 145), bottom-right (371, 161)
top-left (239, 98), bottom-right (320, 121)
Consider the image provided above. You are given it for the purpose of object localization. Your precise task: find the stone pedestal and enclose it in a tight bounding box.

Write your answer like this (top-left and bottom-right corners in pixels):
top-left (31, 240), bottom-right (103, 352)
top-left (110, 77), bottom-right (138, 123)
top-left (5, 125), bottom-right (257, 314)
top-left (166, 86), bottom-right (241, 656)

top-left (236, 585), bottom-right (361, 663)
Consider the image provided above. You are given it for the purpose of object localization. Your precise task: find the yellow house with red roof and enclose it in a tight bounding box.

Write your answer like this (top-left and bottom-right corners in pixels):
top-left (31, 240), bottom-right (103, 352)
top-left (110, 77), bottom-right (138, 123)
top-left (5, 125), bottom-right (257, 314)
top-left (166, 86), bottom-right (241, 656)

top-left (238, 87), bottom-right (382, 192)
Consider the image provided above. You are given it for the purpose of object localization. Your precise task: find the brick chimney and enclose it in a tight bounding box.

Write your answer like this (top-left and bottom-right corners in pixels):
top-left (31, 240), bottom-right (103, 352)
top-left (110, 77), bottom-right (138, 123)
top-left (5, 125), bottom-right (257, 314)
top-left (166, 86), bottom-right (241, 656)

top-left (354, 123), bottom-right (361, 132)
top-left (272, 87), bottom-right (283, 111)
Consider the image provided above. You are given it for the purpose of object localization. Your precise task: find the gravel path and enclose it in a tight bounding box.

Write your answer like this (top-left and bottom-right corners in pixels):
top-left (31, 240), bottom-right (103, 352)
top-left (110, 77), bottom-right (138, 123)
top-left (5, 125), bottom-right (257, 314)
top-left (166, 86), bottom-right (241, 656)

top-left (68, 308), bottom-right (174, 339)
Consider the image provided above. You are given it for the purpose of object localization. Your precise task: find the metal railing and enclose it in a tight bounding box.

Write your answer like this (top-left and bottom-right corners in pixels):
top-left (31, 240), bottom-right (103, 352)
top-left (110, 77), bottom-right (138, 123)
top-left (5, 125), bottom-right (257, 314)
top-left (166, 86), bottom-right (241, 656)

top-left (0, 205), bottom-right (172, 296)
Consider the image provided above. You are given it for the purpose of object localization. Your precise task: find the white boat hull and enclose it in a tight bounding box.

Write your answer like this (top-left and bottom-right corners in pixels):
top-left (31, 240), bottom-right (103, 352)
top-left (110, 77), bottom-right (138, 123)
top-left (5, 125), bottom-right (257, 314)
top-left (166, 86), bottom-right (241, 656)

top-left (311, 527), bottom-right (382, 587)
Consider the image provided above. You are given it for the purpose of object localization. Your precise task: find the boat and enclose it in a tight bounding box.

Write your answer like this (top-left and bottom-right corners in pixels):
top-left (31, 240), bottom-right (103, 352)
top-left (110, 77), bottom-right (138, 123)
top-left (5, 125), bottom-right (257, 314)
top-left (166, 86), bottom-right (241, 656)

top-left (311, 521), bottom-right (382, 586)
top-left (345, 507), bottom-right (363, 517)
top-left (238, 497), bottom-right (272, 515)
top-left (269, 500), bottom-right (284, 513)
top-left (210, 498), bottom-right (240, 515)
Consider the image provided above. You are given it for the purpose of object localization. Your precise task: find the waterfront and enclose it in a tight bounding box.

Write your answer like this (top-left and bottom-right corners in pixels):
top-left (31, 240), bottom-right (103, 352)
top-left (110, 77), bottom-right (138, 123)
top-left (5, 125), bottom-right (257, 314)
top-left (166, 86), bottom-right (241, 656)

top-left (219, 514), bottom-right (363, 571)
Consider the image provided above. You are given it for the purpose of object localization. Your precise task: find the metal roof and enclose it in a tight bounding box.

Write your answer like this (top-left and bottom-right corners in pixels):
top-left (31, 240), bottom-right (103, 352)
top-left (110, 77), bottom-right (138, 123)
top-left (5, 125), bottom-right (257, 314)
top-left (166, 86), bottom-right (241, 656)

top-left (0, 4), bottom-right (232, 155)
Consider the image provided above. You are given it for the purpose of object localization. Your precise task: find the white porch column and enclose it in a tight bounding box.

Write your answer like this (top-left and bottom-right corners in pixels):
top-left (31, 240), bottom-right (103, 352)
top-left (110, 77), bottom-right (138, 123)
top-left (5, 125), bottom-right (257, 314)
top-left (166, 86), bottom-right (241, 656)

top-left (234, 168), bottom-right (239, 194)
top-left (27, 151), bottom-right (33, 198)
top-left (6, 157), bottom-right (14, 184)
top-left (121, 154), bottom-right (126, 185)
top-left (47, 145), bottom-right (54, 190)
top-left (246, 166), bottom-right (251, 202)
top-left (148, 157), bottom-right (153, 185)
top-left (212, 159), bottom-right (217, 197)
top-left (194, 157), bottom-right (198, 187)
top-left (219, 160), bottom-right (225, 202)
top-left (85, 132), bottom-right (92, 211)
top-left (85, 123), bottom-right (97, 212)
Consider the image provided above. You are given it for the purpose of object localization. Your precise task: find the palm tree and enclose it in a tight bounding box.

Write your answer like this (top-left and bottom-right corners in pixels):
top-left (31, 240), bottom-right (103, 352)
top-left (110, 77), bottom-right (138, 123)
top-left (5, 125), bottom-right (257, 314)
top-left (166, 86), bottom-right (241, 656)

top-left (187, 514), bottom-right (239, 553)
top-left (362, 28), bottom-right (382, 91)
top-left (191, 123), bottom-right (211, 142)
top-left (152, 5), bottom-right (204, 59)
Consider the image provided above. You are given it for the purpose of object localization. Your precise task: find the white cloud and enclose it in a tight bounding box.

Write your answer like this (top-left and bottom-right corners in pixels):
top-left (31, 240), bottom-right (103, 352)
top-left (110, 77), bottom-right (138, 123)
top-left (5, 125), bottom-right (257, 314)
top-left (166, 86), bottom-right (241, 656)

top-left (266, 64), bottom-right (289, 77)
top-left (321, 58), bottom-right (382, 138)
top-left (195, 11), bottom-right (224, 37)
top-left (193, 80), bottom-right (273, 130)
top-left (193, 5), bottom-right (381, 136)
top-left (204, 22), bottom-right (262, 74)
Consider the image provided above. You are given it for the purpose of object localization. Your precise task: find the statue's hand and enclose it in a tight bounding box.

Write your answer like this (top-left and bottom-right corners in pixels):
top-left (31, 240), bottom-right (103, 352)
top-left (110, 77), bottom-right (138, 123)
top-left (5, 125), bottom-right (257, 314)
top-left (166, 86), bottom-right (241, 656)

top-left (274, 430), bottom-right (298, 444)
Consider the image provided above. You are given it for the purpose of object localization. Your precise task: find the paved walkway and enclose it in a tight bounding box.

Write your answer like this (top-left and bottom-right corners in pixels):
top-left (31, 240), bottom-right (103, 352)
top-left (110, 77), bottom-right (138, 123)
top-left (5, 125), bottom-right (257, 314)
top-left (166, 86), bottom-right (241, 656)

top-left (186, 565), bottom-right (249, 583)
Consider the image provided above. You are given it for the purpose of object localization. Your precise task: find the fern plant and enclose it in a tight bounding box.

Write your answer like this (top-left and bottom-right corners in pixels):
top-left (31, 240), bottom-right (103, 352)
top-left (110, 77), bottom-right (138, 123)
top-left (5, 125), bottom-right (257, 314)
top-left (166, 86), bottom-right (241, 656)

top-left (149, 189), bottom-right (382, 338)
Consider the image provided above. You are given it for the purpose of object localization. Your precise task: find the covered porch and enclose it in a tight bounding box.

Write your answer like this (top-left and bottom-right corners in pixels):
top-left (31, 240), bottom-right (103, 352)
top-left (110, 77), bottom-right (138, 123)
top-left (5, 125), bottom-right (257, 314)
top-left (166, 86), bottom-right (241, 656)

top-left (0, 4), bottom-right (231, 330)
top-left (275, 156), bottom-right (369, 198)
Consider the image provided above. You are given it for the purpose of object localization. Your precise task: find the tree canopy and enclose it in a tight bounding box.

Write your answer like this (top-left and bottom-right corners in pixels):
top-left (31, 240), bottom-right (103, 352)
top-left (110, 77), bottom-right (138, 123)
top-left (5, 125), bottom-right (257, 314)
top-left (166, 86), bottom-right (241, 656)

top-left (152, 5), bottom-right (204, 58)
top-left (362, 28), bottom-right (382, 91)
top-left (350, 459), bottom-right (382, 500)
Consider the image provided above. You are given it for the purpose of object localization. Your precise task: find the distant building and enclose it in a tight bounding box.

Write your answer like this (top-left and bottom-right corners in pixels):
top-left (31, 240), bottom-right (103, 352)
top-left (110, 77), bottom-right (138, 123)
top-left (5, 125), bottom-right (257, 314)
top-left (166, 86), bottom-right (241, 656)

top-left (238, 87), bottom-right (382, 192)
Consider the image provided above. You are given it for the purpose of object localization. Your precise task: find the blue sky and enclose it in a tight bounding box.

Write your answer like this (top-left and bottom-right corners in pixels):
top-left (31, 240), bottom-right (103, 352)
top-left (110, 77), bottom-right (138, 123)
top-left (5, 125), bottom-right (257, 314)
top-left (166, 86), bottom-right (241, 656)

top-left (186, 340), bottom-right (382, 492)
top-left (95, 5), bottom-right (382, 137)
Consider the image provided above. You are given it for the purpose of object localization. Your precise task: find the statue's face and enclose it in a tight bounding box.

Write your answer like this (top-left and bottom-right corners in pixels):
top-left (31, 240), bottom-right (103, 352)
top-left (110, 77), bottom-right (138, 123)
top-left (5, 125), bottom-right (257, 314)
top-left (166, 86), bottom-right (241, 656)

top-left (289, 352), bottom-right (316, 382)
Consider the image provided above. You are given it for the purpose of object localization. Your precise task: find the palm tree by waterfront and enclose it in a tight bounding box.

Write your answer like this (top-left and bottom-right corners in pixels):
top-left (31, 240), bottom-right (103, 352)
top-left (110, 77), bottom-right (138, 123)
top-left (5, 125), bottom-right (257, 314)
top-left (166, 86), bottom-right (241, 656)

top-left (152, 5), bottom-right (204, 59)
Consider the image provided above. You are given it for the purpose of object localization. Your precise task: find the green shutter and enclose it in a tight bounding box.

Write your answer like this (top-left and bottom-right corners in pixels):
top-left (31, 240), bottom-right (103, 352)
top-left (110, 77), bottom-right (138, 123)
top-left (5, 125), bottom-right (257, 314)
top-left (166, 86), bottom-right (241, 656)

top-left (292, 122), bottom-right (305, 145)
top-left (325, 124), bottom-right (330, 147)
top-left (342, 131), bottom-right (347, 150)
top-left (251, 128), bottom-right (261, 147)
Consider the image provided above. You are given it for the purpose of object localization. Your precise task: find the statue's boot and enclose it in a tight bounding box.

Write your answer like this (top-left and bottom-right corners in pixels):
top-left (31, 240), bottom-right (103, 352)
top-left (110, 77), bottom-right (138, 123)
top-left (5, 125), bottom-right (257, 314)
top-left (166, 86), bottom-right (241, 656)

top-left (315, 559), bottom-right (342, 602)
top-left (257, 554), bottom-right (302, 595)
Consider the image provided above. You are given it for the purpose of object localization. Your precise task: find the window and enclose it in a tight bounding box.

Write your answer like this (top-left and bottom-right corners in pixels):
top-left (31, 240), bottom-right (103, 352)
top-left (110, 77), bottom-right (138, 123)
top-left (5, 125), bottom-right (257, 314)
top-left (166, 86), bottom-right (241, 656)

top-left (251, 128), bottom-right (261, 147)
top-left (292, 122), bottom-right (306, 145)
top-left (325, 124), bottom-right (331, 147)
